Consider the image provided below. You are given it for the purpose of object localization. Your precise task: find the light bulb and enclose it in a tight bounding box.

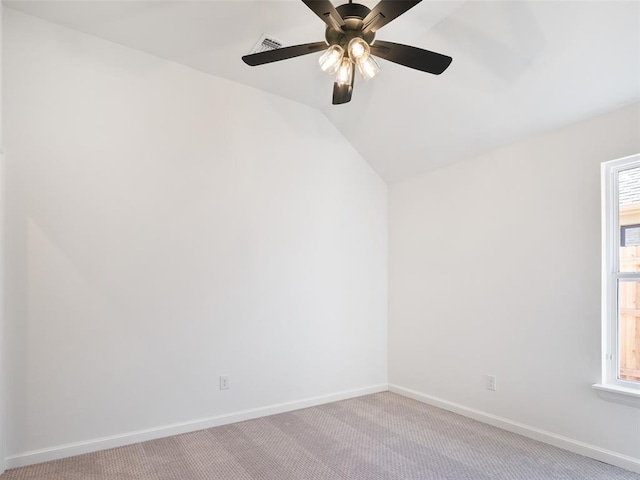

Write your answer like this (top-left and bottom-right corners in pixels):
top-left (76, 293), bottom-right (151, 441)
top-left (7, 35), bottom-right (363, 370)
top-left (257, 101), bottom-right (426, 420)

top-left (336, 57), bottom-right (353, 85)
top-left (348, 37), bottom-right (370, 64)
top-left (319, 45), bottom-right (344, 74)
top-left (357, 54), bottom-right (380, 80)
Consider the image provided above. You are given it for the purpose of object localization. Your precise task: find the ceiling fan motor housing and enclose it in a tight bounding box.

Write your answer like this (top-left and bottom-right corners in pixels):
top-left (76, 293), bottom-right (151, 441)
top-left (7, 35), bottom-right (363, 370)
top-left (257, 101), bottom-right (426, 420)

top-left (325, 3), bottom-right (375, 48)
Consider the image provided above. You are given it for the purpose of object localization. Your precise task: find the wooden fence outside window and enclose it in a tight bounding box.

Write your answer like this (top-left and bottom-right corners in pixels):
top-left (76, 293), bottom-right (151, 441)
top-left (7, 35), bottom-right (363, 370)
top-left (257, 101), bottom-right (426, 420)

top-left (619, 202), bottom-right (640, 382)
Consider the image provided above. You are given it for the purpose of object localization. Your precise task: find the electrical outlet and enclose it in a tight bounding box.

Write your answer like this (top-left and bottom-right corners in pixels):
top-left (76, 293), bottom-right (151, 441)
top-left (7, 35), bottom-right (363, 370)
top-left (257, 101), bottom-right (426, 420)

top-left (486, 375), bottom-right (496, 391)
top-left (219, 375), bottom-right (229, 390)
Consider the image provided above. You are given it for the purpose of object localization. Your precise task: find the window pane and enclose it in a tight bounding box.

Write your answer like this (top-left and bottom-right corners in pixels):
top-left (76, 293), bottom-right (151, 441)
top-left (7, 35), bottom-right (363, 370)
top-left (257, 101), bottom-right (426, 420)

top-left (618, 166), bottom-right (640, 272)
top-left (619, 280), bottom-right (640, 382)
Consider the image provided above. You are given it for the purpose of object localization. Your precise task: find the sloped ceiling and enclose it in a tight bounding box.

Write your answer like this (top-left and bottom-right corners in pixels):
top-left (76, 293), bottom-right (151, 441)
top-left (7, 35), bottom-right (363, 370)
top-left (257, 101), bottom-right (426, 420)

top-left (5, 0), bottom-right (640, 182)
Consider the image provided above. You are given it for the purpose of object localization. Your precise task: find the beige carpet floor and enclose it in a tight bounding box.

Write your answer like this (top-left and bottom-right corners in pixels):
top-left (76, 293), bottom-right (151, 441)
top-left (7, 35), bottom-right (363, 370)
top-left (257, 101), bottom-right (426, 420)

top-left (2, 392), bottom-right (638, 479)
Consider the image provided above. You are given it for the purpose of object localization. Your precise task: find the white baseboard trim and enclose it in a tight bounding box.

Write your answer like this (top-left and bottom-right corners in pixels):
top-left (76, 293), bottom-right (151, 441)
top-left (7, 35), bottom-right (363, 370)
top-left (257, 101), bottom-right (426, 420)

top-left (6, 384), bottom-right (388, 469)
top-left (389, 384), bottom-right (640, 474)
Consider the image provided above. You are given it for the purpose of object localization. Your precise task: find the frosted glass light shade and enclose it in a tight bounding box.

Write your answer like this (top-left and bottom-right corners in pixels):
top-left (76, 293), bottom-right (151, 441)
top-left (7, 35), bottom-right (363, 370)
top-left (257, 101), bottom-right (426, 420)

top-left (357, 55), bottom-right (380, 80)
top-left (336, 57), bottom-right (353, 85)
top-left (348, 37), bottom-right (370, 64)
top-left (319, 45), bottom-right (344, 74)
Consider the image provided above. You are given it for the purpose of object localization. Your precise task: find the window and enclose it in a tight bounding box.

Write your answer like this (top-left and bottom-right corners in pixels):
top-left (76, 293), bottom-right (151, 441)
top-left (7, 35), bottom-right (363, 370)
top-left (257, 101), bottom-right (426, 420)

top-left (596, 154), bottom-right (640, 406)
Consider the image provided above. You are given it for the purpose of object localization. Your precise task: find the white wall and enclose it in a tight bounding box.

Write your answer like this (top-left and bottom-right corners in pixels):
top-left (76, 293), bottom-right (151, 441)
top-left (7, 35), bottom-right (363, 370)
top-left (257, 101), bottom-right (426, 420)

top-left (3, 9), bottom-right (387, 461)
top-left (389, 103), bottom-right (640, 461)
top-left (0, 2), bottom-right (6, 475)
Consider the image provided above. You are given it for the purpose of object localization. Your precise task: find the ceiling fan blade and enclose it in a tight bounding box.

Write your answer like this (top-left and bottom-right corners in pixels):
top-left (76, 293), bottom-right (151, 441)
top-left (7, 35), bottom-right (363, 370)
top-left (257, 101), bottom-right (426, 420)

top-left (370, 40), bottom-right (452, 74)
top-left (362, 0), bottom-right (422, 33)
top-left (302, 0), bottom-right (345, 30)
top-left (242, 42), bottom-right (328, 66)
top-left (332, 67), bottom-right (355, 105)
top-left (332, 83), bottom-right (353, 105)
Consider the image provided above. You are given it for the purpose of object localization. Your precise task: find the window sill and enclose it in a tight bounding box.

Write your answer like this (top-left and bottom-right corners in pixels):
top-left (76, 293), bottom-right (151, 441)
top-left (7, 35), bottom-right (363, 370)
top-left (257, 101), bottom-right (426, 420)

top-left (592, 383), bottom-right (640, 408)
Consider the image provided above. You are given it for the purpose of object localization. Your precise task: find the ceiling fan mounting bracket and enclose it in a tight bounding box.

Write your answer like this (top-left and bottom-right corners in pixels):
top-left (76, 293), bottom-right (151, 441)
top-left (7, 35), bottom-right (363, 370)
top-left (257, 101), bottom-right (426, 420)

top-left (325, 3), bottom-right (375, 47)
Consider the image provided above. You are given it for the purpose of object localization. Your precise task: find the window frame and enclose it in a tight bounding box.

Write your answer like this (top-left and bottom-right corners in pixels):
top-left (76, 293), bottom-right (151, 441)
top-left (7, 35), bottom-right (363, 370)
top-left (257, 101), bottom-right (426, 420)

top-left (600, 153), bottom-right (640, 396)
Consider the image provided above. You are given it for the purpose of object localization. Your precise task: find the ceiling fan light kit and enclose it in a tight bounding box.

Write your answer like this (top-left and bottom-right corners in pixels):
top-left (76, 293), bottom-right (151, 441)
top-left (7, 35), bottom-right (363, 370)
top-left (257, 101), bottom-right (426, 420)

top-left (336, 57), bottom-right (354, 85)
top-left (357, 54), bottom-right (380, 81)
top-left (319, 45), bottom-right (345, 73)
top-left (242, 0), bottom-right (453, 105)
top-left (348, 37), bottom-right (369, 62)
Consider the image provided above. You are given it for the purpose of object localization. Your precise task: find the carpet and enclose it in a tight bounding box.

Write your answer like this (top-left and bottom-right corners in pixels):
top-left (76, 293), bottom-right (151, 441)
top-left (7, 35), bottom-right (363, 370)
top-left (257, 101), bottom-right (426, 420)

top-left (2, 392), bottom-right (638, 479)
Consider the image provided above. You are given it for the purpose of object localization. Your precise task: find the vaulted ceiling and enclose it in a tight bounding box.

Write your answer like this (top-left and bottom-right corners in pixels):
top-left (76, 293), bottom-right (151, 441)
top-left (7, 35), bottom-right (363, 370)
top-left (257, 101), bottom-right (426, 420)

top-left (5, 0), bottom-right (640, 182)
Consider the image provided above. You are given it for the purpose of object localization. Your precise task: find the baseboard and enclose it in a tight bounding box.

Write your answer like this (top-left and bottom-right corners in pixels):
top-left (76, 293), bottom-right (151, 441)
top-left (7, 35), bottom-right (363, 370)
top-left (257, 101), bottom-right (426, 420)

top-left (389, 384), bottom-right (640, 474)
top-left (5, 384), bottom-right (388, 469)
top-left (9, 384), bottom-right (638, 474)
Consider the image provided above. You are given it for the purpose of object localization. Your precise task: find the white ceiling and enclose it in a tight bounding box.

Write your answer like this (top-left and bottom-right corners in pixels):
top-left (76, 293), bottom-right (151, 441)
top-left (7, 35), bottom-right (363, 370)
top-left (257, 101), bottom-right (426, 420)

top-left (4, 0), bottom-right (640, 182)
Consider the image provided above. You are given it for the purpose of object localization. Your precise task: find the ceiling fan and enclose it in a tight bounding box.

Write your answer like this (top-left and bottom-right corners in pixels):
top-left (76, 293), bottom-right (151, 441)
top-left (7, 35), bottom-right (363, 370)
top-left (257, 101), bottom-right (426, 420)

top-left (242, 0), bottom-right (453, 105)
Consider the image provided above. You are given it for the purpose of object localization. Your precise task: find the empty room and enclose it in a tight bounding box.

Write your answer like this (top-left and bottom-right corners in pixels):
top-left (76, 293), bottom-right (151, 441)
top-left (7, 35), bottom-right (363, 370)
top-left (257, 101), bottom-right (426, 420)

top-left (0, 0), bottom-right (639, 478)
